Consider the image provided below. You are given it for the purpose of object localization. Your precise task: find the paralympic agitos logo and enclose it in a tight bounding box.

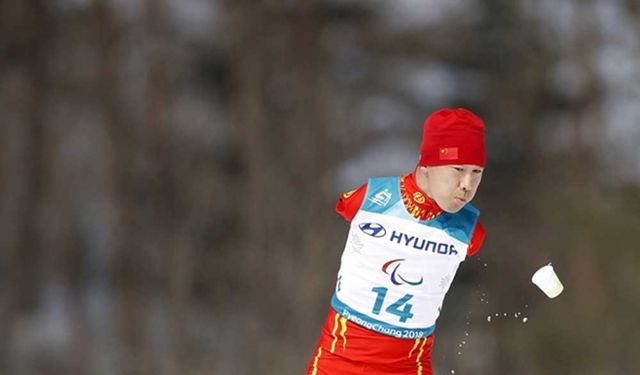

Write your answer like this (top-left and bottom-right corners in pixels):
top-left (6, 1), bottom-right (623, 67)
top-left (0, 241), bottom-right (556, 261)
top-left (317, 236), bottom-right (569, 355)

top-left (382, 258), bottom-right (423, 286)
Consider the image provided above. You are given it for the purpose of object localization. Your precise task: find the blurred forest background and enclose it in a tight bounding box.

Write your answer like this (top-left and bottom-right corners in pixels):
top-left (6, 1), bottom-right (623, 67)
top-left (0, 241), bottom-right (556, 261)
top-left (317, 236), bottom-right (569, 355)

top-left (1, 0), bottom-right (640, 374)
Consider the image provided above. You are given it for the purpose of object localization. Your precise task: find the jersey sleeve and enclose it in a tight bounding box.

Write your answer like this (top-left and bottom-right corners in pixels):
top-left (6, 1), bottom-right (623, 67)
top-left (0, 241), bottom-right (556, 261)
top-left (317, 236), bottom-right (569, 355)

top-left (467, 221), bottom-right (486, 256)
top-left (335, 183), bottom-right (367, 222)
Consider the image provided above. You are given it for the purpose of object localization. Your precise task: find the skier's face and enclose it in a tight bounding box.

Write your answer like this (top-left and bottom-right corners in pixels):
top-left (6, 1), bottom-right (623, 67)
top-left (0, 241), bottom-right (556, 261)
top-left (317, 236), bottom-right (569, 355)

top-left (416, 165), bottom-right (484, 213)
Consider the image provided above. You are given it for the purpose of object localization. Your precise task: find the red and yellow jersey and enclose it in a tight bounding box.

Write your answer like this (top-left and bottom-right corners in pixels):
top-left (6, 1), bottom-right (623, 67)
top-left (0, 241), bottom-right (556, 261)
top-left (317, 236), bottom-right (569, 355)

top-left (307, 308), bottom-right (434, 375)
top-left (336, 172), bottom-right (485, 256)
top-left (306, 172), bottom-right (486, 375)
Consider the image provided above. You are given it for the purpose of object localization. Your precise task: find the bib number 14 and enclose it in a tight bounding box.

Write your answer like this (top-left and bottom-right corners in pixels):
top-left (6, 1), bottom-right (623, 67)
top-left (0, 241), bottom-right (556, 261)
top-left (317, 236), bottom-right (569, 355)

top-left (371, 287), bottom-right (414, 323)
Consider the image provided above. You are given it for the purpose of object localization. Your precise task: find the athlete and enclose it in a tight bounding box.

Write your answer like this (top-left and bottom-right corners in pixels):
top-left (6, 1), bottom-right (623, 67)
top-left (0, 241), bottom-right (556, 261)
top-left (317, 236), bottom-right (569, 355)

top-left (306, 108), bottom-right (487, 375)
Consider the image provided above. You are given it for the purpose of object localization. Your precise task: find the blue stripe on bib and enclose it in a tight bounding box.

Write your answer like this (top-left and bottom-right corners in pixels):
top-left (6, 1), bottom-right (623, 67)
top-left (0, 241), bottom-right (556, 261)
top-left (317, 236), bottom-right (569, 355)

top-left (360, 177), bottom-right (479, 244)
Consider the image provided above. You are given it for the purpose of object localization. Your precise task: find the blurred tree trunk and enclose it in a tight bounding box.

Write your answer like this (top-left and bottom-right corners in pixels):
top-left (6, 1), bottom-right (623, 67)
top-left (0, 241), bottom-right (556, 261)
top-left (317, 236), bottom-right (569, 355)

top-left (10, 0), bottom-right (51, 316)
top-left (0, 0), bottom-right (52, 371)
top-left (567, 3), bottom-right (600, 189)
top-left (227, 0), bottom-right (337, 350)
top-left (94, 0), bottom-right (149, 373)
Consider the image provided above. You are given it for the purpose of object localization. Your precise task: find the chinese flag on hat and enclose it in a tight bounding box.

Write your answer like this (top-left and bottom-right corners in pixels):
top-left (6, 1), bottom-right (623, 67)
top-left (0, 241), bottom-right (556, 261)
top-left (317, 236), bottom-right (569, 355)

top-left (418, 108), bottom-right (486, 167)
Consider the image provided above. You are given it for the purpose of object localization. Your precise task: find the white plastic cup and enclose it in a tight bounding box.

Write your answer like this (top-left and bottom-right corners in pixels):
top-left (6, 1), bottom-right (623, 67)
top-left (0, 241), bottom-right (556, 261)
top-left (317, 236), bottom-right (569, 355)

top-left (531, 264), bottom-right (564, 298)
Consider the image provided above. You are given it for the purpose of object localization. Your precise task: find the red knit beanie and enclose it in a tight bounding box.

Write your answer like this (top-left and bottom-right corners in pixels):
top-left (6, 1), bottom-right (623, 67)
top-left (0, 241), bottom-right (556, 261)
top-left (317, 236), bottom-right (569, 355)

top-left (418, 108), bottom-right (486, 167)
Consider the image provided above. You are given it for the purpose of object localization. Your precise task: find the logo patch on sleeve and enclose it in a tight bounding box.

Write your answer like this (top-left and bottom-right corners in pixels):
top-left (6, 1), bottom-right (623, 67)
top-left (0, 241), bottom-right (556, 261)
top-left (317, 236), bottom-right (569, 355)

top-left (342, 189), bottom-right (356, 199)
